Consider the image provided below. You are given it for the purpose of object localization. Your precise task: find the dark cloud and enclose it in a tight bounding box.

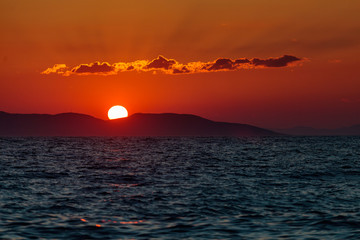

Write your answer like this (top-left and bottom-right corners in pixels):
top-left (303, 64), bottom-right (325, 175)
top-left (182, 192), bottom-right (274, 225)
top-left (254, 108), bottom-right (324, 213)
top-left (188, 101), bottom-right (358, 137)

top-left (127, 65), bottom-right (134, 70)
top-left (204, 55), bottom-right (299, 72)
top-left (72, 61), bottom-right (114, 73)
top-left (208, 58), bottom-right (235, 70)
top-left (42, 55), bottom-right (303, 76)
top-left (234, 58), bottom-right (250, 64)
top-left (173, 66), bottom-right (190, 74)
top-left (145, 56), bottom-right (176, 70)
top-left (251, 55), bottom-right (301, 67)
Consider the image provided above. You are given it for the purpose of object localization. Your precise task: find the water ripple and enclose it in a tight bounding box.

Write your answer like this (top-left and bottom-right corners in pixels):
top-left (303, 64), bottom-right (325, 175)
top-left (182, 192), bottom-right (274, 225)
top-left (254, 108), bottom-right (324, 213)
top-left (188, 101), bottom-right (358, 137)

top-left (0, 136), bottom-right (359, 239)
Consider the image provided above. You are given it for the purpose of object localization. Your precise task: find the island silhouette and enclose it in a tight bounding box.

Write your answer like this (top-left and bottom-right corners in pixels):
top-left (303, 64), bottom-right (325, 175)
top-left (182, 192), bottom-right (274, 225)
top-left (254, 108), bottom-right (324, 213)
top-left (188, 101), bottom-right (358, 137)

top-left (0, 111), bottom-right (279, 136)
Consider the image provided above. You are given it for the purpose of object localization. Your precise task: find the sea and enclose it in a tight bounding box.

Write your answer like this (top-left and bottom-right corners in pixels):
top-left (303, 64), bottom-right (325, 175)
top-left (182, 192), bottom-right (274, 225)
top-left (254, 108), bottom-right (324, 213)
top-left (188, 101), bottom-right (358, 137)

top-left (0, 137), bottom-right (359, 239)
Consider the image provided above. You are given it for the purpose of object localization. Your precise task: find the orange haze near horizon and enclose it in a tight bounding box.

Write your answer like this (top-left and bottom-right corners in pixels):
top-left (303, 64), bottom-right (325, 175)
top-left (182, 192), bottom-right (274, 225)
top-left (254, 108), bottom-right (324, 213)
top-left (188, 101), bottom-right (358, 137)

top-left (1, 0), bottom-right (360, 129)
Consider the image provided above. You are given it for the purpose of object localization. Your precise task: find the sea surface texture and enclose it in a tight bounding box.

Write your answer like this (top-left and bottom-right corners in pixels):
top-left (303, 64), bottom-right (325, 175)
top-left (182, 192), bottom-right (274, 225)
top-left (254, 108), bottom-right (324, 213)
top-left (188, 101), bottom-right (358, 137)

top-left (1, 137), bottom-right (359, 239)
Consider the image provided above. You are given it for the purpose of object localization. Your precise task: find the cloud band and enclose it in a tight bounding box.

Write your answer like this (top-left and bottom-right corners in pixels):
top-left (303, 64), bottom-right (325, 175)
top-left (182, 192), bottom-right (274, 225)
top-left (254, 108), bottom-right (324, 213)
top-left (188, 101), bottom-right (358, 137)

top-left (42, 55), bottom-right (302, 76)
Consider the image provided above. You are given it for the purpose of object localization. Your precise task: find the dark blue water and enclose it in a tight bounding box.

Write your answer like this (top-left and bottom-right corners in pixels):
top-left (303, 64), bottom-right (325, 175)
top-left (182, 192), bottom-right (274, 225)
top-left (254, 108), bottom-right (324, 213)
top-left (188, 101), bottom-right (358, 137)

top-left (1, 137), bottom-right (359, 239)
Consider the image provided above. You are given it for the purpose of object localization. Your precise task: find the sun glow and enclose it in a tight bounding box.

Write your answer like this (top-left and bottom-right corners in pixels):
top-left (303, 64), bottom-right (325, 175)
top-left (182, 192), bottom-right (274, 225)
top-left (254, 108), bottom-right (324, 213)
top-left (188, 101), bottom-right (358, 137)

top-left (108, 105), bottom-right (128, 120)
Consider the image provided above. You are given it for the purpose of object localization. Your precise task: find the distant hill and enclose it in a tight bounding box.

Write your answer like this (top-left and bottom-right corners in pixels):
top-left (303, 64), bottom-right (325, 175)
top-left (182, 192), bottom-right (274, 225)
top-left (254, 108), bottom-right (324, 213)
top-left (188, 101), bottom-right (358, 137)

top-left (274, 125), bottom-right (360, 136)
top-left (0, 111), bottom-right (106, 136)
top-left (0, 111), bottom-right (279, 136)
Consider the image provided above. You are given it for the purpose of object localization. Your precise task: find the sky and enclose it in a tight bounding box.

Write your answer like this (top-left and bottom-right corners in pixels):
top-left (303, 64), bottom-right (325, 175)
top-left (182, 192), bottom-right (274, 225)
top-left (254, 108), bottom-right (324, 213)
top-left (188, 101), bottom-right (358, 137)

top-left (1, 0), bottom-right (360, 129)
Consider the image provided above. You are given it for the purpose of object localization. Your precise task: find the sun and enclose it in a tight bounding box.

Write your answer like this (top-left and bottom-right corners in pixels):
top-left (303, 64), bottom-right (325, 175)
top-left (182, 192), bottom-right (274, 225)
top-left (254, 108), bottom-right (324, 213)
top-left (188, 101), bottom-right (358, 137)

top-left (108, 105), bottom-right (128, 120)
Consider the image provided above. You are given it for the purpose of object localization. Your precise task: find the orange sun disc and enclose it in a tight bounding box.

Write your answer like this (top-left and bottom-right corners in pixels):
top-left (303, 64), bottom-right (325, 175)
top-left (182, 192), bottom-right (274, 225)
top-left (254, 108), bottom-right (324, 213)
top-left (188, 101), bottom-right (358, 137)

top-left (108, 105), bottom-right (128, 120)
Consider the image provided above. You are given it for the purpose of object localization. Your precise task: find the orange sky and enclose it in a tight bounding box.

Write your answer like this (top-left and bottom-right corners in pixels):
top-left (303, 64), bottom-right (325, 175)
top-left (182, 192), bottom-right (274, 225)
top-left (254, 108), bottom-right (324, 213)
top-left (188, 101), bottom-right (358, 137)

top-left (1, 0), bottom-right (360, 128)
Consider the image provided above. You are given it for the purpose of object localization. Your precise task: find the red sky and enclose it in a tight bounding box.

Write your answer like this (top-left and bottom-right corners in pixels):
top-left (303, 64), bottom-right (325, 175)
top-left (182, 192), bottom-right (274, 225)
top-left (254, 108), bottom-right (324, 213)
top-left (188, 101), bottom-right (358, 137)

top-left (1, 0), bottom-right (360, 129)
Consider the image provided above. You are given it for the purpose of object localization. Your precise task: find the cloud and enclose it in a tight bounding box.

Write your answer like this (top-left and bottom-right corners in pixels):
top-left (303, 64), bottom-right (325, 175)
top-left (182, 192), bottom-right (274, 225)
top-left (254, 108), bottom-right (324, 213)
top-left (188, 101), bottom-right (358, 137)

top-left (42, 55), bottom-right (303, 76)
top-left (145, 56), bottom-right (176, 70)
top-left (208, 58), bottom-right (235, 70)
top-left (71, 61), bottom-right (115, 74)
top-left (252, 55), bottom-right (301, 67)
top-left (41, 64), bottom-right (67, 74)
top-left (235, 58), bottom-right (251, 64)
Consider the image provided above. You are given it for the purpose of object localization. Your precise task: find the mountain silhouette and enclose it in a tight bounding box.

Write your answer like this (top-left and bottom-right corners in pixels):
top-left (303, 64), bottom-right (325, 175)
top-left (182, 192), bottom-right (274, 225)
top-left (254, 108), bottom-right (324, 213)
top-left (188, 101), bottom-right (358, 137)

top-left (0, 111), bottom-right (279, 136)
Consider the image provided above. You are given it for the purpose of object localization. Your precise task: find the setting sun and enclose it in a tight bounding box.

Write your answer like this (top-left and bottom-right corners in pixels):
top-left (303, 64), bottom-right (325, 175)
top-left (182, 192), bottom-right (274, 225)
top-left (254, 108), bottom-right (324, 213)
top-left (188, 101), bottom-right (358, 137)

top-left (108, 105), bottom-right (128, 120)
